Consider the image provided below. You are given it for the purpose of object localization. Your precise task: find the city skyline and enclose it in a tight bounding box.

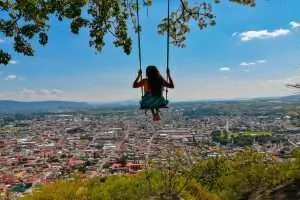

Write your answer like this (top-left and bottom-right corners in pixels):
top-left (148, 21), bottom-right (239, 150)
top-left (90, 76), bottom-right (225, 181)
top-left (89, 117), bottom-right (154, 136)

top-left (1, 0), bottom-right (300, 102)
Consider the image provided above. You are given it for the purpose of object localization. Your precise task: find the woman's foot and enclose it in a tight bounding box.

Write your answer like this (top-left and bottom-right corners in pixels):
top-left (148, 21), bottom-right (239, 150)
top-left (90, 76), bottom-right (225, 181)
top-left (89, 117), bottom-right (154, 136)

top-left (152, 115), bottom-right (156, 121)
top-left (152, 114), bottom-right (157, 121)
top-left (153, 113), bottom-right (161, 121)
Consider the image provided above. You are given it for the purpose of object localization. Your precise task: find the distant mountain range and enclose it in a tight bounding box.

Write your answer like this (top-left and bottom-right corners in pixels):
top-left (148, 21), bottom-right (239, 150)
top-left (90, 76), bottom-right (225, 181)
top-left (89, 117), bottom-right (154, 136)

top-left (1, 94), bottom-right (300, 113)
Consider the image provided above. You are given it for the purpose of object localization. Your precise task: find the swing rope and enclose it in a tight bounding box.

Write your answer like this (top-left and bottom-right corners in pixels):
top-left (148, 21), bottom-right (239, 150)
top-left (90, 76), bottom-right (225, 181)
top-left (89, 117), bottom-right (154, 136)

top-left (165, 0), bottom-right (170, 101)
top-left (136, 0), bottom-right (143, 97)
top-left (136, 0), bottom-right (171, 102)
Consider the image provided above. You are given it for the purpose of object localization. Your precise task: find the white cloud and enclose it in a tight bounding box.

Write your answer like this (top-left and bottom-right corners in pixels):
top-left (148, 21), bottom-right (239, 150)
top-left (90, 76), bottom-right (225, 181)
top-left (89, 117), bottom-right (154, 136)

top-left (219, 67), bottom-right (231, 72)
top-left (289, 21), bottom-right (300, 29)
top-left (38, 89), bottom-right (51, 95)
top-left (240, 59), bottom-right (267, 66)
top-left (232, 32), bottom-right (239, 37)
top-left (266, 75), bottom-right (300, 86)
top-left (240, 62), bottom-right (256, 66)
top-left (38, 89), bottom-right (63, 95)
top-left (52, 89), bottom-right (63, 95)
top-left (22, 89), bottom-right (64, 97)
top-left (284, 76), bottom-right (300, 84)
top-left (242, 69), bottom-right (250, 73)
top-left (239, 29), bottom-right (290, 41)
top-left (9, 60), bottom-right (19, 65)
top-left (256, 59), bottom-right (266, 64)
top-left (21, 89), bottom-right (36, 95)
top-left (5, 75), bottom-right (17, 81)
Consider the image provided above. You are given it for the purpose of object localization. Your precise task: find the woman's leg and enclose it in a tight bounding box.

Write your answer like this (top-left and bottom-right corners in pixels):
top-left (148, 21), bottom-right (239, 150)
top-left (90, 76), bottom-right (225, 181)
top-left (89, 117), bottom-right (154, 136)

top-left (155, 108), bottom-right (161, 120)
top-left (151, 108), bottom-right (156, 120)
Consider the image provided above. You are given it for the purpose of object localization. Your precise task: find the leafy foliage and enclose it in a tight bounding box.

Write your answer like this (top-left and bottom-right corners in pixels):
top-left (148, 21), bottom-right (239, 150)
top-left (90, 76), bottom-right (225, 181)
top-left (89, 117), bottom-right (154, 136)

top-left (0, 0), bottom-right (255, 65)
top-left (193, 149), bottom-right (300, 200)
top-left (21, 171), bottom-right (218, 200)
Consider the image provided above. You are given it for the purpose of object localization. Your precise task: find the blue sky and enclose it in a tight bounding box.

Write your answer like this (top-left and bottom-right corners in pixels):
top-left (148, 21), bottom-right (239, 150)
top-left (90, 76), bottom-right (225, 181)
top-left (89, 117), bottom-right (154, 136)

top-left (1, 0), bottom-right (300, 102)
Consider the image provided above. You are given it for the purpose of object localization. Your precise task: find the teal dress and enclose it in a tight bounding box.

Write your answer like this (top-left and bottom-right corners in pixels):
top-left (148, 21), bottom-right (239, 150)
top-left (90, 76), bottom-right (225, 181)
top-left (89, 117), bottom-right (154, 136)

top-left (140, 92), bottom-right (169, 109)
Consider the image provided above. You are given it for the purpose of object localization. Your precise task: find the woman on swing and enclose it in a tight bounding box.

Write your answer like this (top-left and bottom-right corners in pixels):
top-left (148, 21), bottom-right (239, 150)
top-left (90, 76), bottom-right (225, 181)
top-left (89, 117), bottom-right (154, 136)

top-left (133, 65), bottom-right (174, 121)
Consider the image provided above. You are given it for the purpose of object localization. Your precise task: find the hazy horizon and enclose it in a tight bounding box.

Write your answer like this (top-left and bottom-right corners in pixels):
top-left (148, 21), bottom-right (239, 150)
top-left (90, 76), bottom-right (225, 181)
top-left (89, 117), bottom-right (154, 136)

top-left (0, 93), bottom-right (298, 104)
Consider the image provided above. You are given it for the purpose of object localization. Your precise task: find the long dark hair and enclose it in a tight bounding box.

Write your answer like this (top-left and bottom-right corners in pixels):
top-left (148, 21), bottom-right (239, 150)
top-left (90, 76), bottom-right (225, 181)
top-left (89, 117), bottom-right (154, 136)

top-left (146, 65), bottom-right (163, 97)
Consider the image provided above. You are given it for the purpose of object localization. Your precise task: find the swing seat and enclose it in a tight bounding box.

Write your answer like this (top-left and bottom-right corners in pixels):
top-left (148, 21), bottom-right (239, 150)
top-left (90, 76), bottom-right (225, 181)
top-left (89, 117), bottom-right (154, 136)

top-left (140, 104), bottom-right (169, 110)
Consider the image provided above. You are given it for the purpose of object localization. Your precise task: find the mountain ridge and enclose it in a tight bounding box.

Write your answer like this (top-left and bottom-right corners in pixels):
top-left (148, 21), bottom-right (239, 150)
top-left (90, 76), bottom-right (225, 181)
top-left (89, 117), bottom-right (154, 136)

top-left (0, 100), bottom-right (90, 113)
top-left (1, 94), bottom-right (300, 113)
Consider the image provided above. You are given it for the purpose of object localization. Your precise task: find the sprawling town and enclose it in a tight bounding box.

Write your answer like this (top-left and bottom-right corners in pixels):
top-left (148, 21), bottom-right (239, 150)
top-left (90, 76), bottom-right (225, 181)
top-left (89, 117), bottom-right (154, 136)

top-left (1, 98), bottom-right (300, 198)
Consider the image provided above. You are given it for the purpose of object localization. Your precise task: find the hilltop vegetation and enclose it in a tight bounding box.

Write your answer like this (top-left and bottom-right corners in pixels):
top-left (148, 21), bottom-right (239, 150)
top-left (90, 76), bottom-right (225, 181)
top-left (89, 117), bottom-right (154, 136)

top-left (21, 150), bottom-right (300, 200)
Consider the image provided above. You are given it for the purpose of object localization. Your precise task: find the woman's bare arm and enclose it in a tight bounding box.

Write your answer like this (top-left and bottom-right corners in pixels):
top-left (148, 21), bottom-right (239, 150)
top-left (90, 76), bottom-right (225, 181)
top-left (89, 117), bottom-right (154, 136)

top-left (163, 70), bottom-right (174, 88)
top-left (133, 70), bottom-right (143, 88)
